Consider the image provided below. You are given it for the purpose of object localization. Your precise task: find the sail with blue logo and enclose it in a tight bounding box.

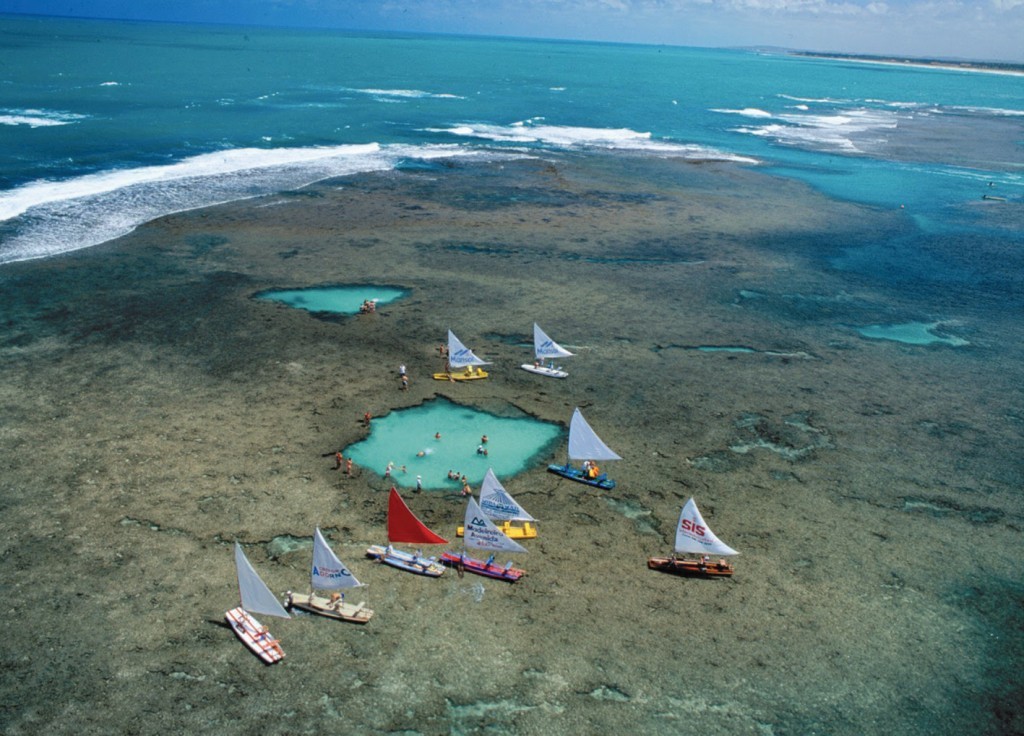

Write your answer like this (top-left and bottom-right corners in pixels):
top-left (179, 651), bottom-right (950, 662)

top-left (447, 329), bottom-right (490, 370)
top-left (478, 468), bottom-right (535, 522)
top-left (463, 496), bottom-right (527, 553)
top-left (533, 323), bottom-right (573, 361)
top-left (311, 527), bottom-right (363, 590)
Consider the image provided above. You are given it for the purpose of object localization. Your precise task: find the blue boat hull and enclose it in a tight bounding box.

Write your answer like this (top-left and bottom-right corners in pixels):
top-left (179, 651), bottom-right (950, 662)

top-left (546, 463), bottom-right (616, 490)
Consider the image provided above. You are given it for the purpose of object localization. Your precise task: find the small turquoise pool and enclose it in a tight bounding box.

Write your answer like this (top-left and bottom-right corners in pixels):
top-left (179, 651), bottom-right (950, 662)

top-left (856, 321), bottom-right (969, 346)
top-left (344, 398), bottom-right (563, 491)
top-left (254, 285), bottom-right (409, 315)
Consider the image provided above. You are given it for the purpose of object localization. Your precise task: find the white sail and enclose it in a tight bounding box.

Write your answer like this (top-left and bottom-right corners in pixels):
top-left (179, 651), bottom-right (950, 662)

top-left (234, 542), bottom-right (291, 619)
top-left (311, 527), bottom-right (362, 590)
top-left (463, 497), bottom-right (527, 553)
top-left (673, 498), bottom-right (739, 557)
top-left (478, 468), bottom-right (535, 522)
top-left (448, 329), bottom-right (490, 369)
top-left (534, 323), bottom-right (573, 360)
top-left (568, 407), bottom-right (622, 462)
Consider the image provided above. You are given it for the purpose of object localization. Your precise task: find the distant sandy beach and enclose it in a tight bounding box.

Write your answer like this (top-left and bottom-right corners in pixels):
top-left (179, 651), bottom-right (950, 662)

top-left (1, 154), bottom-right (1021, 735)
top-left (791, 51), bottom-right (1024, 77)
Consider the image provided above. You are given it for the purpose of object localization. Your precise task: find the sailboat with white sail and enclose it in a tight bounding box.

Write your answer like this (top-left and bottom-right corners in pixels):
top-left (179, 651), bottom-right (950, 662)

top-left (521, 323), bottom-right (573, 378)
top-left (456, 468), bottom-right (537, 539)
top-left (547, 407), bottom-right (621, 490)
top-left (285, 528), bottom-right (374, 623)
top-left (366, 487), bottom-right (449, 576)
top-left (647, 498), bottom-right (738, 578)
top-left (433, 329), bottom-right (490, 381)
top-left (225, 542), bottom-right (291, 664)
top-left (441, 496), bottom-right (527, 582)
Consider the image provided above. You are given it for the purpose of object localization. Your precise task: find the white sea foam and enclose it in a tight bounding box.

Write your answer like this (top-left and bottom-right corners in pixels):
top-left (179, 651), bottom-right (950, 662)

top-left (0, 108), bottom-right (85, 127)
top-left (0, 143), bottom-right (495, 264)
top-left (429, 121), bottom-right (758, 163)
top-left (946, 104), bottom-right (1024, 117)
top-left (728, 107), bottom-right (898, 154)
top-left (711, 108), bottom-right (774, 118)
top-left (346, 87), bottom-right (465, 100)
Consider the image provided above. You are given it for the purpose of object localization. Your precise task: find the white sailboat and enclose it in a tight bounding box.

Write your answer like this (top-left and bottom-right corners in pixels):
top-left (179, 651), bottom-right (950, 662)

top-left (285, 528), bottom-right (374, 624)
top-left (434, 329), bottom-right (490, 381)
top-left (456, 468), bottom-right (538, 539)
top-left (441, 496), bottom-right (527, 582)
top-left (225, 542), bottom-right (291, 664)
top-left (521, 323), bottom-right (573, 378)
top-left (547, 407), bottom-right (622, 490)
top-left (648, 498), bottom-right (738, 577)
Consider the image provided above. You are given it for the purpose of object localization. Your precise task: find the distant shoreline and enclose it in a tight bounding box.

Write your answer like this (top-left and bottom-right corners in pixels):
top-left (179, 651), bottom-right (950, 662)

top-left (790, 51), bottom-right (1024, 77)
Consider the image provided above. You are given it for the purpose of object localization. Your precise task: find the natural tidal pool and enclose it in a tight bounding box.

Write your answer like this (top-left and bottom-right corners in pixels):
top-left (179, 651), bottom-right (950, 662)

top-left (344, 398), bottom-right (562, 491)
top-left (856, 321), bottom-right (969, 346)
top-left (253, 284), bottom-right (409, 315)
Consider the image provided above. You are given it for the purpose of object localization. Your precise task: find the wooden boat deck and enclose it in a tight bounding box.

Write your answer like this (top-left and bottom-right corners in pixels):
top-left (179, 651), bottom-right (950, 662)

top-left (285, 592), bottom-right (374, 623)
top-left (647, 556), bottom-right (734, 578)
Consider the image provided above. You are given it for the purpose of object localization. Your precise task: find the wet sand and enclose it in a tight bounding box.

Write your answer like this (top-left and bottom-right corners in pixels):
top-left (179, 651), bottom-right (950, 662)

top-left (1, 154), bottom-right (1022, 735)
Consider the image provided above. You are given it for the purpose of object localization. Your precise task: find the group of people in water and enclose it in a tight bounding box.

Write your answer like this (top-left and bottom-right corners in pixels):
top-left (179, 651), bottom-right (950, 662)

top-left (336, 428), bottom-right (494, 495)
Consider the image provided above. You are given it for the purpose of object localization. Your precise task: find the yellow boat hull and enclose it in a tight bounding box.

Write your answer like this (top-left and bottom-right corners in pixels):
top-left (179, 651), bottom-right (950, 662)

top-left (457, 520), bottom-right (537, 539)
top-left (433, 367), bottom-right (489, 381)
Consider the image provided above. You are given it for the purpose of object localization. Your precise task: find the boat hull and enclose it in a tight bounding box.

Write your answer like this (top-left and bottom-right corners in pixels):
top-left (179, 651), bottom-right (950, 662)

top-left (456, 520), bottom-right (537, 539)
top-left (647, 556), bottom-right (734, 578)
top-left (285, 592), bottom-right (374, 623)
top-left (546, 463), bottom-right (616, 490)
top-left (366, 544), bottom-right (445, 577)
top-left (225, 607), bottom-right (285, 664)
top-left (520, 363), bottom-right (568, 379)
top-left (440, 552), bottom-right (525, 582)
top-left (433, 367), bottom-right (489, 381)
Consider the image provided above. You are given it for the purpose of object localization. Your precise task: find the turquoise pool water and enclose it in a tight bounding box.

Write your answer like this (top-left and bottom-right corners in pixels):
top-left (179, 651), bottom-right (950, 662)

top-left (856, 322), bottom-right (969, 346)
top-left (344, 398), bottom-right (562, 491)
top-left (254, 285), bottom-right (409, 315)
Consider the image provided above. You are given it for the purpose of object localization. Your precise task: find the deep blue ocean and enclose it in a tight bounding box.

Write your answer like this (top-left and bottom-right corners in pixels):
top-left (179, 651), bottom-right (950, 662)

top-left (1, 13), bottom-right (1021, 279)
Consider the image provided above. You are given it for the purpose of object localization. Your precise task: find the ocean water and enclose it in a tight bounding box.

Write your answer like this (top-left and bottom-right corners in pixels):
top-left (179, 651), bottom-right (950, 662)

top-left (2, 13), bottom-right (1021, 290)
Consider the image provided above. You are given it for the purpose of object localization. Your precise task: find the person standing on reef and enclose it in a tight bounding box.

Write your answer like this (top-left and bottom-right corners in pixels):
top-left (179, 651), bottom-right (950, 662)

top-left (416, 475), bottom-right (423, 493)
top-left (363, 411), bottom-right (372, 427)
top-left (345, 457), bottom-right (353, 477)
top-left (399, 364), bottom-right (407, 377)
top-left (334, 451), bottom-right (343, 470)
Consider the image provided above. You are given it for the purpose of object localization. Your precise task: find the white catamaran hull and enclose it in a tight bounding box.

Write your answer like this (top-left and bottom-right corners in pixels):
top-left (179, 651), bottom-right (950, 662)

top-left (366, 544), bottom-right (446, 577)
top-left (520, 363), bottom-right (568, 378)
top-left (225, 607), bottom-right (285, 664)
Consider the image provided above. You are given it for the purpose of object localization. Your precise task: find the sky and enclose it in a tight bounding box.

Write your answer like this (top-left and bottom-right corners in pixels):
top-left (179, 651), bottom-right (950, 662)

top-left (2, 0), bottom-right (1023, 63)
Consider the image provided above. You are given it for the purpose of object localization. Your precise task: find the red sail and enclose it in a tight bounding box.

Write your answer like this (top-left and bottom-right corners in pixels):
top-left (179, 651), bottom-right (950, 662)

top-left (387, 487), bottom-right (449, 545)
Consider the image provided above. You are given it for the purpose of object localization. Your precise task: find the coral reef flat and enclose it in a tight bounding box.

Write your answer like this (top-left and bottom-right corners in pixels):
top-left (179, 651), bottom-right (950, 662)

top-left (1, 155), bottom-right (1022, 735)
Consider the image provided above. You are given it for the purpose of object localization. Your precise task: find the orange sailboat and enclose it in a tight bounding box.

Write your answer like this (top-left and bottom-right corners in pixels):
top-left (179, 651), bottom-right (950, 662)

top-left (366, 487), bottom-right (449, 576)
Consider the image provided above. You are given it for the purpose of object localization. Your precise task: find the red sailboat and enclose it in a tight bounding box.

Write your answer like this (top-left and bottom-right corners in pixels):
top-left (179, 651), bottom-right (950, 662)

top-left (366, 487), bottom-right (449, 576)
